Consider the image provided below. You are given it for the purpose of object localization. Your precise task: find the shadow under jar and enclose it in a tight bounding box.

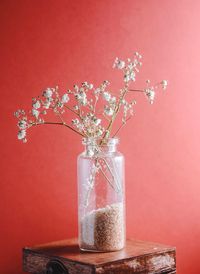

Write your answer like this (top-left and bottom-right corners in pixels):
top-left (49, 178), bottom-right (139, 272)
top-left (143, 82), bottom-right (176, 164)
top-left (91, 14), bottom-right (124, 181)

top-left (77, 137), bottom-right (126, 252)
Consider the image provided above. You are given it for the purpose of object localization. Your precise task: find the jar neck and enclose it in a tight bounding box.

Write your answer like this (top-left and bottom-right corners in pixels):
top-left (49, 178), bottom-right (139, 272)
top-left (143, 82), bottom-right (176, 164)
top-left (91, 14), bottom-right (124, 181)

top-left (83, 137), bottom-right (119, 155)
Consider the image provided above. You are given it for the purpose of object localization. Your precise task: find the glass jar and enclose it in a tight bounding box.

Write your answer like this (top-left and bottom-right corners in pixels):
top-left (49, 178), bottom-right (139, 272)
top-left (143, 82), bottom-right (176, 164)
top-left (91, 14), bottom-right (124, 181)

top-left (77, 137), bottom-right (126, 252)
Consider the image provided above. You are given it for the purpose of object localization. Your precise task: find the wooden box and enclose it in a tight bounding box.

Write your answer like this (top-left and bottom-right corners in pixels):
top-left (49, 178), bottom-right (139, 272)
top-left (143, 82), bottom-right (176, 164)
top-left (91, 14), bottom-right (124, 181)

top-left (23, 238), bottom-right (176, 274)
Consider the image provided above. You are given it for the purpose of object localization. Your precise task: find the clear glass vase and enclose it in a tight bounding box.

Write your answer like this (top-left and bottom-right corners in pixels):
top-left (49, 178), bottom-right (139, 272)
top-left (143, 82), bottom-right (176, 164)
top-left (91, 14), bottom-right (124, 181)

top-left (77, 137), bottom-right (126, 252)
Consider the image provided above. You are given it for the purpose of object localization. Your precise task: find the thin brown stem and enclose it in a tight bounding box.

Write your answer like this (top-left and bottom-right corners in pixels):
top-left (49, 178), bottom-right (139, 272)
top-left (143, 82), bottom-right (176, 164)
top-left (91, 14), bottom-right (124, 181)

top-left (129, 89), bottom-right (144, 93)
top-left (100, 86), bottom-right (129, 143)
top-left (99, 166), bottom-right (116, 191)
top-left (64, 105), bottom-right (79, 116)
top-left (99, 156), bottom-right (121, 192)
top-left (103, 113), bottom-right (111, 122)
top-left (77, 103), bottom-right (83, 120)
top-left (31, 121), bottom-right (85, 137)
top-left (112, 116), bottom-right (132, 137)
top-left (57, 113), bottom-right (65, 124)
top-left (93, 95), bottom-right (99, 115)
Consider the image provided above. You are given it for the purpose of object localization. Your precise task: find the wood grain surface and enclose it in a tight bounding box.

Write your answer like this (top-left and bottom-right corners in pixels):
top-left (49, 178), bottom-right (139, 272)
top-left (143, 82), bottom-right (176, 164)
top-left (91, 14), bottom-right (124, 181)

top-left (23, 238), bottom-right (176, 273)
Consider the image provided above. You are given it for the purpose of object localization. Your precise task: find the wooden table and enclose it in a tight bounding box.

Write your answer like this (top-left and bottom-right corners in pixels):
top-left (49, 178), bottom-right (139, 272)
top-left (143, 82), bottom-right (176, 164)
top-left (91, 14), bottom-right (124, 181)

top-left (23, 238), bottom-right (176, 273)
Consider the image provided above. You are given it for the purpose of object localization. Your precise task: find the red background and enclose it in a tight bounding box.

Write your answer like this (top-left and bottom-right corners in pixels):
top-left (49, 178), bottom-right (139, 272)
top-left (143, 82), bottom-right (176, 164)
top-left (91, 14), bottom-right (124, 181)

top-left (1, 0), bottom-right (200, 273)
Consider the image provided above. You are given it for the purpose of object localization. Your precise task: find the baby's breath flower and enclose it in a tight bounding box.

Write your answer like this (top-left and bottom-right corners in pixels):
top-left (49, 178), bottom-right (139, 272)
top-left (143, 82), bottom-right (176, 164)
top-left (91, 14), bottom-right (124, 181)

top-left (96, 128), bottom-right (103, 136)
top-left (73, 105), bottom-right (79, 110)
top-left (32, 109), bottom-right (40, 118)
top-left (94, 88), bottom-right (101, 95)
top-left (113, 57), bottom-right (126, 69)
top-left (14, 109), bottom-right (25, 118)
top-left (14, 111), bottom-right (20, 118)
top-left (18, 120), bottom-right (27, 130)
top-left (38, 118), bottom-right (44, 123)
top-left (134, 52), bottom-right (142, 59)
top-left (88, 83), bottom-right (93, 90)
top-left (103, 91), bottom-right (111, 101)
top-left (61, 93), bottom-right (70, 104)
top-left (14, 52), bottom-right (167, 144)
top-left (43, 88), bottom-right (53, 98)
top-left (74, 85), bottom-right (79, 91)
top-left (145, 88), bottom-right (155, 104)
top-left (75, 91), bottom-right (87, 106)
top-left (110, 97), bottom-right (116, 103)
top-left (121, 99), bottom-right (126, 105)
top-left (82, 82), bottom-right (88, 87)
top-left (77, 123), bottom-right (84, 131)
top-left (93, 118), bottom-right (101, 126)
top-left (104, 106), bottom-right (114, 116)
top-left (124, 74), bottom-right (130, 83)
top-left (32, 100), bottom-right (41, 109)
top-left (72, 118), bottom-right (80, 125)
top-left (18, 129), bottom-right (26, 140)
top-left (43, 100), bottom-right (51, 109)
top-left (103, 80), bottom-right (110, 86)
top-left (161, 80), bottom-right (168, 90)
top-left (124, 71), bottom-right (135, 82)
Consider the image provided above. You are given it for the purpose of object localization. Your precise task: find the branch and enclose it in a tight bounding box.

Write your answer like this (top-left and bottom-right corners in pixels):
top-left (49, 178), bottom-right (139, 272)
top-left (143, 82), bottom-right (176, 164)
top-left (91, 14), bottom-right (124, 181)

top-left (112, 116), bottom-right (132, 137)
top-left (129, 89), bottom-right (144, 93)
top-left (64, 105), bottom-right (79, 116)
top-left (31, 121), bottom-right (85, 137)
top-left (100, 86), bottom-right (129, 143)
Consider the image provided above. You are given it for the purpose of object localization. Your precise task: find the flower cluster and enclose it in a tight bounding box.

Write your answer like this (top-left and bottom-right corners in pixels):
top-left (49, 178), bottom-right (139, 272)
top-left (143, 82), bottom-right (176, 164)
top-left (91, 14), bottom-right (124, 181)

top-left (14, 52), bottom-right (167, 144)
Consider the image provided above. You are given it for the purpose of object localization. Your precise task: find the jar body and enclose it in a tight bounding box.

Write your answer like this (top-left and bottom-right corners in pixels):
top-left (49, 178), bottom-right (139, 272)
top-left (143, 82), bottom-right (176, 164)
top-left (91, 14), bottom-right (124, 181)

top-left (77, 138), bottom-right (125, 252)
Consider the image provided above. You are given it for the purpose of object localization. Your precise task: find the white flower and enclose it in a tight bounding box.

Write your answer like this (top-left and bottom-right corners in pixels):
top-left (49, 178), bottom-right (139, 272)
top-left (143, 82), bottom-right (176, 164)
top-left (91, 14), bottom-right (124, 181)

top-left (77, 123), bottom-right (84, 130)
top-left (43, 100), bottom-right (51, 109)
top-left (43, 88), bottom-right (53, 98)
top-left (161, 80), bottom-right (168, 90)
top-left (72, 118), bottom-right (80, 125)
top-left (134, 52), bottom-right (142, 59)
top-left (130, 71), bottom-right (135, 81)
top-left (32, 109), bottom-right (40, 118)
top-left (61, 94), bottom-right (69, 104)
top-left (145, 89), bottom-right (155, 104)
top-left (88, 83), bottom-right (93, 90)
top-left (124, 74), bottom-right (130, 82)
top-left (94, 88), bottom-right (101, 95)
top-left (73, 105), bottom-right (79, 110)
top-left (121, 99), bottom-right (126, 105)
top-left (113, 57), bottom-right (126, 69)
top-left (32, 100), bottom-right (41, 109)
top-left (74, 85), bottom-right (79, 91)
top-left (124, 70), bottom-right (135, 82)
top-left (82, 98), bottom-right (87, 106)
top-left (14, 111), bottom-right (20, 118)
top-left (103, 91), bottom-right (111, 101)
top-left (93, 118), bottom-right (101, 126)
top-left (110, 96), bottom-right (116, 103)
top-left (104, 106), bottom-right (114, 116)
top-left (96, 129), bottom-right (103, 136)
top-left (18, 130), bottom-right (26, 140)
top-left (18, 120), bottom-right (27, 129)
top-left (76, 92), bottom-right (87, 105)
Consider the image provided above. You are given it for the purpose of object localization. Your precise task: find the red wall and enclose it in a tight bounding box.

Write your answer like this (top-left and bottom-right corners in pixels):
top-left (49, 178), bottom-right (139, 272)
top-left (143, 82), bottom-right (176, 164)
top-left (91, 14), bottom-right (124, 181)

top-left (1, 0), bottom-right (200, 273)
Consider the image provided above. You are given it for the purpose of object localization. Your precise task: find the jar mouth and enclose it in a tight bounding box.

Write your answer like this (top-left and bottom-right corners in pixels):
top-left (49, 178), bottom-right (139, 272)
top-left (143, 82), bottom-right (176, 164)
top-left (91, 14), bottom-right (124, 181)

top-left (82, 137), bottom-right (119, 147)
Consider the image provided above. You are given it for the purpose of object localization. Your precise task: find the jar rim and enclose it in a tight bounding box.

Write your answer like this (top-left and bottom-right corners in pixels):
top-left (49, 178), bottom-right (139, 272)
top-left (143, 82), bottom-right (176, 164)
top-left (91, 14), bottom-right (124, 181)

top-left (82, 137), bottom-right (119, 146)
